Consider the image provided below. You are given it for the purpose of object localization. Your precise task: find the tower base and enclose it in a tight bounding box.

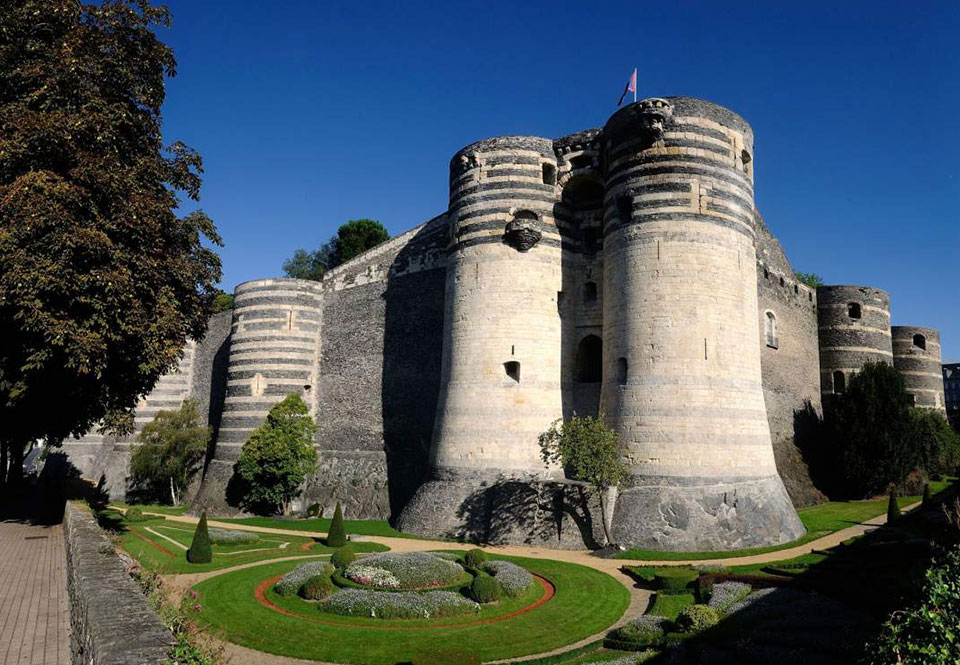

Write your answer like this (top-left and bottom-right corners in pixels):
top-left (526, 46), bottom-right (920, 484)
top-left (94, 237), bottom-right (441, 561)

top-left (395, 471), bottom-right (605, 549)
top-left (610, 475), bottom-right (805, 551)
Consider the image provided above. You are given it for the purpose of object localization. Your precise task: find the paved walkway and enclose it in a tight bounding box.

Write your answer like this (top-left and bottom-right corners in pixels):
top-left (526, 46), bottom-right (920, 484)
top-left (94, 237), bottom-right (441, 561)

top-left (0, 521), bottom-right (70, 665)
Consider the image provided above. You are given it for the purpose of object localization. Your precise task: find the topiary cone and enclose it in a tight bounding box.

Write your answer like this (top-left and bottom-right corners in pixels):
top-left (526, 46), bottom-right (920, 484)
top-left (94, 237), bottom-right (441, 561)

top-left (327, 501), bottom-right (347, 547)
top-left (922, 482), bottom-right (931, 508)
top-left (887, 488), bottom-right (902, 524)
top-left (187, 511), bottom-right (213, 563)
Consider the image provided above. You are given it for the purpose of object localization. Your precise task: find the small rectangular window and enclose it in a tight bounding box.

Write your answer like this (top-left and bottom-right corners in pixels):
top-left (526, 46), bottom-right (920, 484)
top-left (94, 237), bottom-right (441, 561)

top-left (504, 361), bottom-right (520, 383)
top-left (542, 163), bottom-right (557, 185)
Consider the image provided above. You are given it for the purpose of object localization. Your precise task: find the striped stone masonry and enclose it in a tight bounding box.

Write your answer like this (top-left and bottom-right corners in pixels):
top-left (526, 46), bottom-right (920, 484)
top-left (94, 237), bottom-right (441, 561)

top-left (892, 326), bottom-right (946, 412)
top-left (816, 285), bottom-right (892, 395)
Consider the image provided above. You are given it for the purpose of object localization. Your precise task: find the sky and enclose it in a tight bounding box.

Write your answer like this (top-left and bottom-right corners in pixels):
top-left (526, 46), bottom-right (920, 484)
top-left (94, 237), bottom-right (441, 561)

top-left (159, 1), bottom-right (959, 361)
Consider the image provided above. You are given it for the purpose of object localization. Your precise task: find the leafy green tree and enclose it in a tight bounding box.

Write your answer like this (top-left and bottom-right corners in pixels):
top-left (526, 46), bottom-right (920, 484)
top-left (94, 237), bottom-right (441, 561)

top-left (910, 408), bottom-right (960, 478)
top-left (0, 1), bottom-right (221, 486)
top-left (186, 511), bottom-right (212, 564)
top-left (282, 219), bottom-right (388, 281)
top-left (327, 501), bottom-right (347, 547)
top-left (538, 414), bottom-right (627, 545)
top-left (795, 271), bottom-right (824, 288)
top-left (865, 545), bottom-right (960, 665)
top-left (335, 219), bottom-right (389, 263)
top-left (236, 394), bottom-right (318, 514)
top-left (129, 400), bottom-right (210, 506)
top-left (212, 291), bottom-right (234, 313)
top-left (822, 362), bottom-right (919, 498)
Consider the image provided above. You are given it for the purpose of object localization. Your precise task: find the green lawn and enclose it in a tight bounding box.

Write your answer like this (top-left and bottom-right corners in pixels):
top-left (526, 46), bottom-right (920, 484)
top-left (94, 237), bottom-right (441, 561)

top-left (210, 515), bottom-right (423, 539)
top-left (119, 515), bottom-right (387, 574)
top-left (111, 501), bottom-right (190, 516)
top-left (614, 480), bottom-right (952, 561)
top-left (648, 592), bottom-right (696, 620)
top-left (192, 554), bottom-right (630, 664)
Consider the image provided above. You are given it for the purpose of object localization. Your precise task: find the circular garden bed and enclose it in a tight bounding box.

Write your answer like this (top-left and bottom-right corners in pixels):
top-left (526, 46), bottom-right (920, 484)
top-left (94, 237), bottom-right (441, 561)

top-left (190, 551), bottom-right (630, 664)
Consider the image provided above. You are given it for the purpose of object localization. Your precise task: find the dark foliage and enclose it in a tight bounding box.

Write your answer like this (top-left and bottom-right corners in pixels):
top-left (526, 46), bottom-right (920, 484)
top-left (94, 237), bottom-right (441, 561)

top-left (298, 574), bottom-right (335, 601)
top-left (0, 0), bottom-right (221, 485)
top-left (330, 545), bottom-right (356, 569)
top-left (469, 574), bottom-right (502, 603)
top-left (186, 512), bottom-right (212, 563)
top-left (463, 548), bottom-right (487, 568)
top-left (282, 219), bottom-right (388, 281)
top-left (327, 501), bottom-right (346, 547)
top-left (887, 489), bottom-right (902, 523)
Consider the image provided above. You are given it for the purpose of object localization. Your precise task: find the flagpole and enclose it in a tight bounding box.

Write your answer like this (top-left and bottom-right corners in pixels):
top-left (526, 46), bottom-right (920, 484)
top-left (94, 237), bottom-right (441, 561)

top-left (633, 68), bottom-right (637, 103)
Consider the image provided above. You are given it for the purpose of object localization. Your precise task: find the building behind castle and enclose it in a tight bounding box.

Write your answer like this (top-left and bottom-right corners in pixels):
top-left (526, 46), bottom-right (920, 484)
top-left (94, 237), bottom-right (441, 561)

top-left (61, 97), bottom-right (947, 551)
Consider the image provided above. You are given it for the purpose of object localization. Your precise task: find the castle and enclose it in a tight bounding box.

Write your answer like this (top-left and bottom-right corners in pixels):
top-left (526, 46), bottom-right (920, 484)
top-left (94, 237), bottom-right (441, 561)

top-left (61, 97), bottom-right (947, 551)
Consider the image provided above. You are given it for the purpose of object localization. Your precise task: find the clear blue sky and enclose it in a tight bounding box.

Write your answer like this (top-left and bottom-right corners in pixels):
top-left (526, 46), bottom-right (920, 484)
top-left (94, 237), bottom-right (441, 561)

top-left (159, 1), bottom-right (959, 361)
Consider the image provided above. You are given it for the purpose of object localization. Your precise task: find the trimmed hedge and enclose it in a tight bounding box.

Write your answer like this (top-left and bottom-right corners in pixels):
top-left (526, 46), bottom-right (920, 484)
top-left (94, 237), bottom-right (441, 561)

top-left (675, 604), bottom-right (721, 633)
top-left (331, 545), bottom-right (356, 570)
top-left (186, 512), bottom-right (212, 564)
top-left (654, 567), bottom-right (698, 594)
top-left (299, 574), bottom-right (336, 600)
top-left (463, 548), bottom-right (487, 568)
top-left (327, 502), bottom-right (347, 547)
top-left (469, 574), bottom-right (501, 603)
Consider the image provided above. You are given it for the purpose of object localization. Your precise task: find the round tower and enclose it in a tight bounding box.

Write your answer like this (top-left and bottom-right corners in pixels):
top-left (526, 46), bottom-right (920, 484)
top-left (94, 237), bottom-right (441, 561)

top-left (396, 136), bottom-right (564, 535)
top-left (816, 285), bottom-right (892, 395)
top-left (600, 97), bottom-right (804, 550)
top-left (892, 326), bottom-right (945, 411)
top-left (213, 278), bottom-right (323, 463)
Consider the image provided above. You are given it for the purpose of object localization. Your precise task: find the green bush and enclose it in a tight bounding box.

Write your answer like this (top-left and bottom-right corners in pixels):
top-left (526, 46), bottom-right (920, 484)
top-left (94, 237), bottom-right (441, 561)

top-left (130, 400), bottom-right (210, 506)
top-left (413, 650), bottom-right (481, 665)
top-left (469, 574), bottom-right (502, 603)
top-left (654, 568), bottom-right (699, 594)
top-left (675, 604), bottom-right (721, 633)
top-left (298, 574), bottom-right (335, 601)
top-left (327, 501), bottom-right (347, 547)
top-left (887, 488), bottom-right (902, 523)
top-left (125, 506), bottom-right (146, 522)
top-left (186, 512), bottom-right (212, 564)
top-left (305, 502), bottom-right (322, 518)
top-left (463, 548), bottom-right (487, 568)
top-left (865, 545), bottom-right (960, 664)
top-left (331, 545), bottom-right (356, 570)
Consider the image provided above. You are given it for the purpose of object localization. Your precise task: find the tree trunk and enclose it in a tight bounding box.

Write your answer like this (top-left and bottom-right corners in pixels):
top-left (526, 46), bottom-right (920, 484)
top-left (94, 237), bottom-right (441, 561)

top-left (170, 477), bottom-right (179, 506)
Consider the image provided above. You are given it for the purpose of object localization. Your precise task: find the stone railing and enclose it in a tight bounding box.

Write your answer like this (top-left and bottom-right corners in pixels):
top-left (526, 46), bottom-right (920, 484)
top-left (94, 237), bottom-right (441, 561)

top-left (63, 502), bottom-right (175, 664)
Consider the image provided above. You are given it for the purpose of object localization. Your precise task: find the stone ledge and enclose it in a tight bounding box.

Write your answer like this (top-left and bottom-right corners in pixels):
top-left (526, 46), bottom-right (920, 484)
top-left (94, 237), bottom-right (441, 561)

top-left (64, 502), bottom-right (175, 665)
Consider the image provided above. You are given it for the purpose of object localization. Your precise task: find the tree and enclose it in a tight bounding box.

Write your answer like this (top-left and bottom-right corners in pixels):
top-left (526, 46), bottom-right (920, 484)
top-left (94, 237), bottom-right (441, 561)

top-left (212, 291), bottom-right (234, 313)
top-left (186, 511), bottom-right (212, 564)
top-left (910, 408), bottom-right (960, 478)
top-left (281, 219), bottom-right (388, 281)
top-left (335, 219), bottom-right (389, 263)
top-left (327, 501), bottom-right (347, 547)
top-left (129, 400), bottom-right (210, 506)
top-left (235, 394), bottom-right (318, 514)
top-left (795, 272), bottom-right (824, 288)
top-left (538, 414), bottom-right (627, 545)
top-left (821, 362), bottom-right (918, 498)
top-left (0, 1), bottom-right (221, 486)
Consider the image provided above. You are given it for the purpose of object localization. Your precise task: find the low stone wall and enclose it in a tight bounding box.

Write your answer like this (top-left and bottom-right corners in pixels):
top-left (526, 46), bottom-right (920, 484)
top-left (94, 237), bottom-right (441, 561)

top-left (64, 503), bottom-right (175, 665)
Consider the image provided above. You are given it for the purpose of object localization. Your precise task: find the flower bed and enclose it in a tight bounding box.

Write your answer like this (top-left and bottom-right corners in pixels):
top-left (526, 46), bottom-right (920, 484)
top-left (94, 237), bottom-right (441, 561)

top-left (319, 589), bottom-right (480, 619)
top-left (481, 560), bottom-right (534, 598)
top-left (707, 581), bottom-right (752, 612)
top-left (208, 528), bottom-right (260, 545)
top-left (343, 552), bottom-right (465, 590)
top-left (275, 561), bottom-right (334, 596)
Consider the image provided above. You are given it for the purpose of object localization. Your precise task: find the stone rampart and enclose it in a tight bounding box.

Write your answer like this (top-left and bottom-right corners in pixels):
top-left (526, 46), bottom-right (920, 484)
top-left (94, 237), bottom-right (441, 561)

top-left (63, 503), bottom-right (174, 665)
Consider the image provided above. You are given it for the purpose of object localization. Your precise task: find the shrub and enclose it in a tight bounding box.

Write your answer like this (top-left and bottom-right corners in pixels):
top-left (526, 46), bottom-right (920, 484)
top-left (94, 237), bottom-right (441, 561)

top-left (306, 502), bottom-right (322, 518)
top-left (463, 548), bottom-right (487, 568)
top-left (615, 615), bottom-right (669, 644)
top-left (186, 512), bottom-right (212, 564)
top-left (275, 561), bottom-right (334, 596)
top-left (331, 545), bottom-right (356, 570)
top-left (706, 581), bottom-right (752, 612)
top-left (413, 650), bottom-right (481, 665)
top-left (298, 574), bottom-right (335, 601)
top-left (654, 568), bottom-right (698, 594)
top-left (327, 501), bottom-right (347, 548)
top-left (675, 604), bottom-right (721, 633)
top-left (865, 545), bottom-right (960, 664)
top-left (887, 488), bottom-right (902, 523)
top-left (922, 482), bottom-right (931, 508)
top-left (125, 506), bottom-right (146, 522)
top-left (481, 560), bottom-right (535, 597)
top-left (343, 552), bottom-right (465, 590)
top-left (469, 574), bottom-right (501, 603)
top-left (236, 394), bottom-right (318, 514)
top-left (319, 589), bottom-right (480, 619)
top-left (207, 528), bottom-right (259, 545)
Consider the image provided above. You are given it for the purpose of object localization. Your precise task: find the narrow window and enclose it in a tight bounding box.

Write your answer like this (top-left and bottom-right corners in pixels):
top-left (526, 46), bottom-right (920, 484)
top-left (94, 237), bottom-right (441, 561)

top-left (542, 163), bottom-right (557, 185)
top-left (504, 361), bottom-right (520, 383)
top-left (584, 281), bottom-right (598, 304)
top-left (617, 196), bottom-right (632, 224)
top-left (763, 268), bottom-right (769, 279)
top-left (617, 358), bottom-right (628, 386)
top-left (833, 370), bottom-right (846, 394)
top-left (908, 394), bottom-right (917, 406)
top-left (848, 303), bottom-right (862, 319)
top-left (913, 334), bottom-right (926, 350)
top-left (779, 276), bottom-right (785, 287)
top-left (765, 311), bottom-right (778, 349)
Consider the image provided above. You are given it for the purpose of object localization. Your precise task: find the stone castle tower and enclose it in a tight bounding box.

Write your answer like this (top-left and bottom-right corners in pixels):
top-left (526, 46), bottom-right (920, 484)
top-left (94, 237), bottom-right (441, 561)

top-left (63, 97), bottom-right (946, 552)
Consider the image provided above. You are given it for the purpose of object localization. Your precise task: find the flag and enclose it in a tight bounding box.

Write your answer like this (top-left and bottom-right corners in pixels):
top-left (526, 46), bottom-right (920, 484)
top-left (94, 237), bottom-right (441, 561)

top-left (618, 68), bottom-right (637, 106)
